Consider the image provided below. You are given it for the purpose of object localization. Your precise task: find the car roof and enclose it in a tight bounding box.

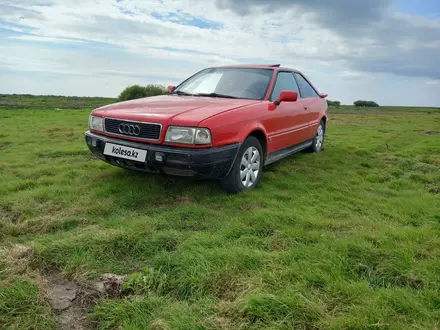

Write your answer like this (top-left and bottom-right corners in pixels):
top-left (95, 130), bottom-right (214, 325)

top-left (208, 64), bottom-right (301, 73)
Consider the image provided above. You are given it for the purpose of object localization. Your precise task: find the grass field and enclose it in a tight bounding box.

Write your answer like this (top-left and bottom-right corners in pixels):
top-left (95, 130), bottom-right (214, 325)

top-left (0, 94), bottom-right (117, 110)
top-left (1, 99), bottom-right (440, 329)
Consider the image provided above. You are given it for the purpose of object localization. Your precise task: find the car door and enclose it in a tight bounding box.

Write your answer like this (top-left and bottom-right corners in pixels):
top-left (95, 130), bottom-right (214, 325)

top-left (293, 72), bottom-right (322, 138)
top-left (263, 71), bottom-right (311, 152)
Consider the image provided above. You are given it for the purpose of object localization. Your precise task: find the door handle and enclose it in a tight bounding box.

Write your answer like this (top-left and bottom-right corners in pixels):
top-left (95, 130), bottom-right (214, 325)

top-left (303, 105), bottom-right (308, 110)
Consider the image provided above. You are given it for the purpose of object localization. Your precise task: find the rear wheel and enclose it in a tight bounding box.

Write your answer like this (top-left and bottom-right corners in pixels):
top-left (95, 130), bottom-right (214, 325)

top-left (220, 136), bottom-right (263, 193)
top-left (308, 120), bottom-right (325, 152)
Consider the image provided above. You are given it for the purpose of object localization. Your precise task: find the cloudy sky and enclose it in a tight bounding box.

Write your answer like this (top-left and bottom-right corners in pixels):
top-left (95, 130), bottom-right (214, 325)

top-left (1, 0), bottom-right (440, 106)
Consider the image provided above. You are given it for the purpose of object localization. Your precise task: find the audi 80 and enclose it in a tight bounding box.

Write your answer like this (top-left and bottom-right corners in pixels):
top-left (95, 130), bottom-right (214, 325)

top-left (85, 64), bottom-right (328, 193)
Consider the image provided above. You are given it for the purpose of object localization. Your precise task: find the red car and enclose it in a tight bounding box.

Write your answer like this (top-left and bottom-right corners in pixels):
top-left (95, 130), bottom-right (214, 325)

top-left (85, 64), bottom-right (328, 193)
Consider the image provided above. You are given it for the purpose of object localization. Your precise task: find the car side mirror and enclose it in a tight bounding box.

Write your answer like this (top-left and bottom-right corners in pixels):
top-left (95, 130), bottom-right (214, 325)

top-left (168, 85), bottom-right (176, 94)
top-left (274, 90), bottom-right (298, 106)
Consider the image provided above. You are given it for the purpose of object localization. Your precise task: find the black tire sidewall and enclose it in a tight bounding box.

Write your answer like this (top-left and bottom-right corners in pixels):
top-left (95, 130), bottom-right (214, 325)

top-left (223, 136), bottom-right (264, 193)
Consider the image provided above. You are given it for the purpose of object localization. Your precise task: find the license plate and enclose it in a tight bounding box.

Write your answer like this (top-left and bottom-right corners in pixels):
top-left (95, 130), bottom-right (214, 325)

top-left (103, 143), bottom-right (147, 162)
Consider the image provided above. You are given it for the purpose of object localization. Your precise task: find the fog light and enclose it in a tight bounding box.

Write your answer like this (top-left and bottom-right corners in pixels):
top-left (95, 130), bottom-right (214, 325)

top-left (155, 152), bottom-right (164, 162)
top-left (91, 138), bottom-right (98, 147)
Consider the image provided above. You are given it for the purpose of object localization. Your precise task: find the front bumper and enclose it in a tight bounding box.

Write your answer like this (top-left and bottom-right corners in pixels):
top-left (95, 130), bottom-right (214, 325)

top-left (85, 131), bottom-right (240, 179)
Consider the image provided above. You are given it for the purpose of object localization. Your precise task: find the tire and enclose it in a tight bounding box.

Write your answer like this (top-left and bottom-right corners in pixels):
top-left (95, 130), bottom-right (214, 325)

top-left (220, 136), bottom-right (264, 193)
top-left (308, 120), bottom-right (325, 153)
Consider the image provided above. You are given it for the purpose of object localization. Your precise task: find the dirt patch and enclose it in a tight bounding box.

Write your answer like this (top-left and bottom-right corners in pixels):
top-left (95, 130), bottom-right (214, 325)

top-left (414, 130), bottom-right (440, 135)
top-left (44, 274), bottom-right (85, 330)
top-left (40, 271), bottom-right (127, 329)
top-left (92, 273), bottom-right (128, 298)
top-left (48, 278), bottom-right (79, 311)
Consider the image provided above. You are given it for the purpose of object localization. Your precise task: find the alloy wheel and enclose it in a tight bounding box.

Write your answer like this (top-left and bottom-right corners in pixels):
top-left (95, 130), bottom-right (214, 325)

top-left (240, 146), bottom-right (260, 188)
top-left (316, 124), bottom-right (324, 151)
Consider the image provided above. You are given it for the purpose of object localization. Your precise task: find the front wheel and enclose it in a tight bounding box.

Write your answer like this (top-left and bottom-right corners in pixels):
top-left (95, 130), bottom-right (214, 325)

top-left (220, 136), bottom-right (263, 193)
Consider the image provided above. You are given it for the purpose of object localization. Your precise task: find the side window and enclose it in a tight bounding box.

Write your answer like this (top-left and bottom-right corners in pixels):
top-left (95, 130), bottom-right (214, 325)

top-left (293, 73), bottom-right (318, 98)
top-left (270, 72), bottom-right (300, 101)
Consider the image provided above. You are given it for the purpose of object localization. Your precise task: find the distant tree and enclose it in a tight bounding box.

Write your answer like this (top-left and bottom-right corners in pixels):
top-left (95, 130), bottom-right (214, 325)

top-left (327, 100), bottom-right (341, 107)
top-left (118, 85), bottom-right (145, 101)
top-left (354, 100), bottom-right (379, 107)
top-left (143, 84), bottom-right (168, 97)
top-left (118, 84), bottom-right (167, 101)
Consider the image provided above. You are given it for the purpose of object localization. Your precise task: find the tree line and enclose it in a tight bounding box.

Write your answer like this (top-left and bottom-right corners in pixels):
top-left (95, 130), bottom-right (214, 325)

top-left (328, 100), bottom-right (379, 107)
top-left (353, 100), bottom-right (379, 107)
top-left (327, 100), bottom-right (341, 107)
top-left (118, 85), bottom-right (379, 108)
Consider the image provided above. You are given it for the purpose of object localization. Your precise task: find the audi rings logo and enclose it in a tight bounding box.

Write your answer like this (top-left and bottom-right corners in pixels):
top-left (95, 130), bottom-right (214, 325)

top-left (118, 123), bottom-right (141, 136)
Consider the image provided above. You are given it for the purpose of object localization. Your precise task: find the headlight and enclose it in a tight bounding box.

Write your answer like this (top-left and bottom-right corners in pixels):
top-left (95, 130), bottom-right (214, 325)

top-left (89, 115), bottom-right (103, 131)
top-left (165, 126), bottom-right (212, 145)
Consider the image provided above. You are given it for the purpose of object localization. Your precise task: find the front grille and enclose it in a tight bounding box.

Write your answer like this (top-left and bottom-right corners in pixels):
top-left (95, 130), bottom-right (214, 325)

top-left (104, 118), bottom-right (162, 141)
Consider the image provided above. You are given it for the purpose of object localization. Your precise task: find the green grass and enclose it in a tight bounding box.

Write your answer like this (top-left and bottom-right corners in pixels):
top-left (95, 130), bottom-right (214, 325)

top-left (329, 104), bottom-right (439, 111)
top-left (0, 276), bottom-right (57, 329)
top-left (0, 94), bottom-right (116, 110)
top-left (1, 102), bottom-right (440, 329)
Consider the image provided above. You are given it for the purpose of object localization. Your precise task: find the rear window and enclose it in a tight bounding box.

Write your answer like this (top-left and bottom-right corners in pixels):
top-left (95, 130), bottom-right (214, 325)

top-left (293, 73), bottom-right (319, 98)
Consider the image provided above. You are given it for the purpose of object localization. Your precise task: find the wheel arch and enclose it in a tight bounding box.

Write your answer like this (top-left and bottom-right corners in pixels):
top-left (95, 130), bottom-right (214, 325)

top-left (247, 129), bottom-right (268, 156)
top-left (320, 115), bottom-right (328, 131)
top-left (221, 128), bottom-right (266, 193)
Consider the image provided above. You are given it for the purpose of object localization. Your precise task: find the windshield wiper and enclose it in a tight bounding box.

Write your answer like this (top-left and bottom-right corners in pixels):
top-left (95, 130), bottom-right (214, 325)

top-left (193, 92), bottom-right (239, 99)
top-left (172, 90), bottom-right (194, 96)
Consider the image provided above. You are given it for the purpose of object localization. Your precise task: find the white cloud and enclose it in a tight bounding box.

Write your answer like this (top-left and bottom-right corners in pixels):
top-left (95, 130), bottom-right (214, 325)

top-left (340, 71), bottom-right (375, 80)
top-left (0, 0), bottom-right (439, 106)
top-left (10, 35), bottom-right (88, 43)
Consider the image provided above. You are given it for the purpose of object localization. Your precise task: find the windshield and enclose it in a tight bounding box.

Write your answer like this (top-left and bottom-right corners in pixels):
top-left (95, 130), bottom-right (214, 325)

top-left (173, 68), bottom-right (274, 100)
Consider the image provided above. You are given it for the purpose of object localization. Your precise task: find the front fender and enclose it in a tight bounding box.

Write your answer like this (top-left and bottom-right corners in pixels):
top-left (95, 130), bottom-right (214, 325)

top-left (199, 103), bottom-right (269, 148)
top-left (236, 122), bottom-right (268, 143)
top-left (210, 120), bottom-right (268, 148)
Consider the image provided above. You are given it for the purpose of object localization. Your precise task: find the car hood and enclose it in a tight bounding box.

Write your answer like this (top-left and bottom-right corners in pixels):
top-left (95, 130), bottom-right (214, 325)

top-left (93, 95), bottom-right (260, 126)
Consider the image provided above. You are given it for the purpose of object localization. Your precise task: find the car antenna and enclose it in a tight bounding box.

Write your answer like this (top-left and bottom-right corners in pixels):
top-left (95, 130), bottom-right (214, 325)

top-left (270, 64), bottom-right (281, 67)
